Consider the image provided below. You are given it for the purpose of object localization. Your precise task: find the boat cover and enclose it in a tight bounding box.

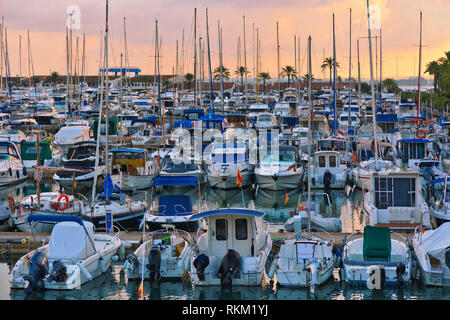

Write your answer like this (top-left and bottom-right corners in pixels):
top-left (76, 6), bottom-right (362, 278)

top-left (158, 195), bottom-right (192, 216)
top-left (47, 221), bottom-right (95, 261)
top-left (418, 222), bottom-right (450, 264)
top-left (363, 225), bottom-right (391, 261)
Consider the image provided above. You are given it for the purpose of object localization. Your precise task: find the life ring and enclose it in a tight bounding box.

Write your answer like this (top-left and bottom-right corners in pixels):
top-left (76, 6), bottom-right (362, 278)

top-left (416, 129), bottom-right (426, 139)
top-left (287, 164), bottom-right (297, 172)
top-left (352, 152), bottom-right (358, 163)
top-left (56, 194), bottom-right (69, 211)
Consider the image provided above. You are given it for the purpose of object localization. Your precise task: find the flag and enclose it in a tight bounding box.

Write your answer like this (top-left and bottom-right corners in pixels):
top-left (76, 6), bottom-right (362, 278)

top-left (420, 223), bottom-right (425, 234)
top-left (138, 280), bottom-right (146, 300)
top-left (103, 173), bottom-right (114, 200)
top-left (236, 169), bottom-right (242, 188)
top-left (284, 192), bottom-right (289, 206)
top-left (298, 202), bottom-right (305, 211)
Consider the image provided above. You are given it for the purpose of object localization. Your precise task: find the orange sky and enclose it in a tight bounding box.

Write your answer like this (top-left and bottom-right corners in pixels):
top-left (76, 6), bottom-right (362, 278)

top-left (1, 0), bottom-right (449, 80)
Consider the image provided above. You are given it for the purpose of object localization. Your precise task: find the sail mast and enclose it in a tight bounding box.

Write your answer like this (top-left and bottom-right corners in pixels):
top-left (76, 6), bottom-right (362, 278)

top-left (205, 8), bottom-right (214, 113)
top-left (332, 13), bottom-right (337, 137)
top-left (307, 35), bottom-right (312, 234)
top-left (417, 11), bottom-right (422, 117)
top-left (348, 8), bottom-right (352, 130)
top-left (243, 15), bottom-right (248, 105)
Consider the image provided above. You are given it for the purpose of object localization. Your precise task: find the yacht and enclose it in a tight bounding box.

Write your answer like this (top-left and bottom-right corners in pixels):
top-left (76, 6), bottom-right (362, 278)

top-left (309, 150), bottom-right (347, 189)
top-left (0, 141), bottom-right (28, 187)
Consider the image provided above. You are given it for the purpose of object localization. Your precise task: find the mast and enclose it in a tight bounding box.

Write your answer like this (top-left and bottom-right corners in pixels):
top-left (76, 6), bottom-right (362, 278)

top-left (294, 35), bottom-right (297, 92)
top-left (194, 8), bottom-right (197, 105)
top-left (243, 15), bottom-right (248, 105)
top-left (348, 8), bottom-right (352, 130)
top-left (307, 35), bottom-right (312, 234)
top-left (104, 0), bottom-right (110, 201)
top-left (81, 33), bottom-right (85, 108)
top-left (357, 39), bottom-right (361, 108)
top-left (366, 0), bottom-right (379, 169)
top-left (417, 11), bottom-right (422, 117)
top-left (332, 13), bottom-right (337, 137)
top-left (205, 8), bottom-right (214, 113)
top-left (175, 39), bottom-right (179, 105)
top-left (276, 21), bottom-right (280, 93)
top-left (123, 17), bottom-right (129, 109)
top-left (0, 17), bottom-right (3, 96)
top-left (19, 35), bottom-right (22, 104)
top-left (199, 37), bottom-right (203, 108)
top-left (255, 27), bottom-right (259, 102)
top-left (181, 28), bottom-right (185, 92)
top-left (379, 28), bottom-right (382, 101)
top-left (218, 21), bottom-right (224, 111)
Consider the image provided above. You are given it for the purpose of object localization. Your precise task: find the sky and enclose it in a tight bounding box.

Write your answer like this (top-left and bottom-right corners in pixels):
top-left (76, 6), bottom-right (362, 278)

top-left (1, 0), bottom-right (449, 81)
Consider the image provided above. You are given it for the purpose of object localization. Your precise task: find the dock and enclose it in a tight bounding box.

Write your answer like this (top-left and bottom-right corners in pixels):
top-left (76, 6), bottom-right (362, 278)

top-left (0, 230), bottom-right (416, 256)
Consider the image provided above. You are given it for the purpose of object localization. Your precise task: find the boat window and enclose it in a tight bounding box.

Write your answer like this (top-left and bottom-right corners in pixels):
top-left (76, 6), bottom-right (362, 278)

top-left (402, 142), bottom-right (425, 160)
top-left (374, 177), bottom-right (393, 209)
top-left (318, 156), bottom-right (326, 167)
top-left (235, 219), bottom-right (248, 240)
top-left (216, 219), bottom-right (227, 241)
top-left (329, 156), bottom-right (336, 167)
top-left (374, 177), bottom-right (415, 208)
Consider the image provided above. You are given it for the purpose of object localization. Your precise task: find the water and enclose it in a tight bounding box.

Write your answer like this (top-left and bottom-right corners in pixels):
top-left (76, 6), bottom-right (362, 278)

top-left (0, 179), bottom-right (449, 300)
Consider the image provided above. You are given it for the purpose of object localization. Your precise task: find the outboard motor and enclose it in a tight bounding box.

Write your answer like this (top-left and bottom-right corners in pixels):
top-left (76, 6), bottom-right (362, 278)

top-left (126, 253), bottom-right (139, 271)
top-left (24, 252), bottom-right (49, 294)
top-left (323, 170), bottom-right (332, 191)
top-left (47, 260), bottom-right (67, 283)
top-left (395, 263), bottom-right (406, 286)
top-left (217, 249), bottom-right (241, 287)
top-left (146, 246), bottom-right (161, 281)
top-left (193, 254), bottom-right (209, 281)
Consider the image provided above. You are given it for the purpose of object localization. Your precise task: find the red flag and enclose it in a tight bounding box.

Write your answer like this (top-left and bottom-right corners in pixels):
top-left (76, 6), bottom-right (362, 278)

top-left (284, 192), bottom-right (289, 206)
top-left (298, 202), bottom-right (305, 211)
top-left (236, 170), bottom-right (242, 188)
top-left (138, 280), bottom-right (146, 300)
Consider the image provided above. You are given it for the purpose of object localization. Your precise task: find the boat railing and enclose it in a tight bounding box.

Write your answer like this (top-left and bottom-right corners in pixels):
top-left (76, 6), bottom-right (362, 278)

top-left (144, 228), bottom-right (194, 246)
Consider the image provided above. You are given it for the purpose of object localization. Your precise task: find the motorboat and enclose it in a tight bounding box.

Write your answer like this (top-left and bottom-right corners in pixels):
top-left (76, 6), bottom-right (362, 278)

top-left (110, 148), bottom-right (157, 191)
top-left (53, 125), bottom-right (93, 157)
top-left (412, 222), bottom-right (450, 287)
top-left (254, 145), bottom-right (303, 190)
top-left (189, 208), bottom-right (272, 286)
top-left (0, 141), bottom-right (29, 187)
top-left (309, 150), bottom-right (347, 189)
top-left (206, 143), bottom-right (254, 189)
top-left (341, 225), bottom-right (412, 287)
top-left (9, 215), bottom-right (121, 292)
top-left (363, 170), bottom-right (431, 232)
top-left (123, 225), bottom-right (193, 281)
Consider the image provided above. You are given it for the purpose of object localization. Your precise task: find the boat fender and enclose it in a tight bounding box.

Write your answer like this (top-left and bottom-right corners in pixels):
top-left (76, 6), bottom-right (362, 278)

top-left (193, 254), bottom-right (210, 281)
top-left (119, 245), bottom-right (125, 261)
top-left (8, 168), bottom-right (12, 176)
top-left (48, 260), bottom-right (68, 283)
top-left (111, 255), bottom-right (119, 262)
top-left (24, 252), bottom-right (49, 294)
top-left (79, 264), bottom-right (92, 280)
top-left (99, 257), bottom-right (106, 273)
top-left (146, 246), bottom-right (161, 281)
top-left (395, 263), bottom-right (406, 286)
top-left (16, 170), bottom-right (20, 179)
top-left (23, 167), bottom-right (27, 176)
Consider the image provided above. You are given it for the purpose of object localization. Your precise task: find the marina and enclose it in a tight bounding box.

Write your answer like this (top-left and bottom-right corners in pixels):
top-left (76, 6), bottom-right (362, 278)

top-left (0, 0), bottom-right (449, 303)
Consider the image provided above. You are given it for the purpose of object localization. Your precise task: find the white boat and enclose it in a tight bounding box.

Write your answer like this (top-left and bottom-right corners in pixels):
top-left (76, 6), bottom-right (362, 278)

top-left (53, 125), bottom-right (93, 157)
top-left (352, 159), bottom-right (398, 191)
top-left (254, 112), bottom-right (278, 130)
top-left (363, 170), bottom-right (431, 232)
top-left (189, 208), bottom-right (272, 286)
top-left (9, 215), bottom-right (121, 292)
top-left (206, 143), bottom-right (254, 189)
top-left (123, 226), bottom-right (192, 281)
top-left (0, 140), bottom-right (28, 187)
top-left (412, 222), bottom-right (450, 287)
top-left (110, 148), bottom-right (157, 191)
top-left (429, 178), bottom-right (450, 227)
top-left (310, 150), bottom-right (347, 189)
top-left (255, 145), bottom-right (303, 190)
top-left (269, 234), bottom-right (340, 291)
top-left (11, 192), bottom-right (86, 233)
top-left (342, 225), bottom-right (412, 287)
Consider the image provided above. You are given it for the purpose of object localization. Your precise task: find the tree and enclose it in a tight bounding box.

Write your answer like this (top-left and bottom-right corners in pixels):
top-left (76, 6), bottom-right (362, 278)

top-left (257, 72), bottom-right (271, 94)
top-left (360, 82), bottom-right (371, 94)
top-left (213, 65), bottom-right (230, 80)
top-left (280, 65), bottom-right (296, 88)
top-left (301, 74), bottom-right (315, 82)
top-left (46, 71), bottom-right (60, 85)
top-left (321, 57), bottom-right (340, 88)
top-left (162, 79), bottom-right (172, 89)
top-left (184, 73), bottom-right (194, 89)
top-left (425, 60), bottom-right (441, 91)
top-left (234, 66), bottom-right (247, 93)
top-left (383, 78), bottom-right (400, 93)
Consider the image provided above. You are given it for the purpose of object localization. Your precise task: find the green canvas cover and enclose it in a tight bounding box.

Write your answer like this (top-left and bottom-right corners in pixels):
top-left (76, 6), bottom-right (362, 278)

top-left (21, 141), bottom-right (52, 163)
top-left (92, 118), bottom-right (120, 139)
top-left (363, 225), bottom-right (391, 261)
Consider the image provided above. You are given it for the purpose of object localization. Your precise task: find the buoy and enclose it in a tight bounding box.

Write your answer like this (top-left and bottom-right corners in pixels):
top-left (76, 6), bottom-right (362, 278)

top-left (99, 257), bottom-right (106, 273)
top-left (79, 265), bottom-right (92, 280)
top-left (56, 194), bottom-right (69, 211)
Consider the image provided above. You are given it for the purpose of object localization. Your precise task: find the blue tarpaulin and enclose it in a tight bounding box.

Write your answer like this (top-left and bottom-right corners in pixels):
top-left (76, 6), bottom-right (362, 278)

top-left (158, 195), bottom-right (192, 216)
top-left (152, 175), bottom-right (199, 187)
top-left (131, 116), bottom-right (156, 126)
top-left (27, 214), bottom-right (84, 226)
top-left (376, 114), bottom-right (398, 122)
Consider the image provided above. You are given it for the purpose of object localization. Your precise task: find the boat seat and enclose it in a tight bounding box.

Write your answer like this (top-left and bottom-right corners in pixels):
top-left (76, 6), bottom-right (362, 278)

top-left (388, 207), bottom-right (413, 222)
top-left (363, 225), bottom-right (391, 262)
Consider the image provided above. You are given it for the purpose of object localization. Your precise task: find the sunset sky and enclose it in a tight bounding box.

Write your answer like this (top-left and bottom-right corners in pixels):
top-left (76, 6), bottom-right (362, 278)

top-left (1, 0), bottom-right (449, 81)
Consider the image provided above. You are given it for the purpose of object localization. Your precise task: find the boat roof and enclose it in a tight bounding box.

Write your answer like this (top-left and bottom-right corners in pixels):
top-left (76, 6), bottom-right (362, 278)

top-left (152, 176), bottom-right (198, 187)
top-left (189, 208), bottom-right (264, 220)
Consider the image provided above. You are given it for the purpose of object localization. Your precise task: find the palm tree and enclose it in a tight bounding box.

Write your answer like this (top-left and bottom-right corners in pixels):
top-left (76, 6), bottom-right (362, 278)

top-left (162, 79), bottom-right (172, 89)
top-left (301, 74), bottom-right (315, 82)
top-left (213, 65), bottom-right (230, 80)
top-left (383, 78), bottom-right (400, 93)
top-left (281, 65), bottom-right (296, 88)
top-left (257, 72), bottom-right (271, 94)
top-left (425, 61), bottom-right (440, 91)
top-left (321, 57), bottom-right (340, 88)
top-left (46, 71), bottom-right (60, 85)
top-left (184, 73), bottom-right (194, 89)
top-left (235, 66), bottom-right (247, 93)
